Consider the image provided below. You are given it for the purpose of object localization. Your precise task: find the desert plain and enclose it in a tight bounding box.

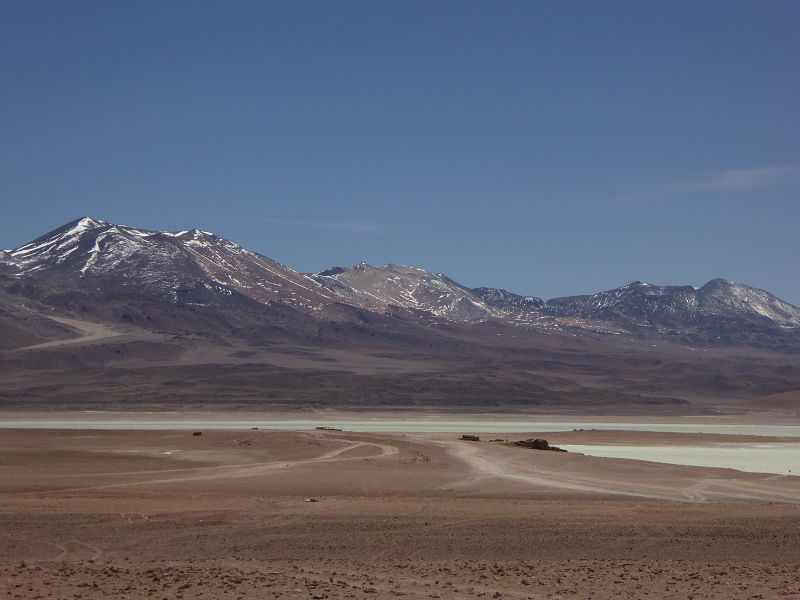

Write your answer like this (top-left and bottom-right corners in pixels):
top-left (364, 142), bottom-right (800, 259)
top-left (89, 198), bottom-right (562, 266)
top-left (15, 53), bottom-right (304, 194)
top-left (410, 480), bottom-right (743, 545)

top-left (1, 421), bottom-right (800, 599)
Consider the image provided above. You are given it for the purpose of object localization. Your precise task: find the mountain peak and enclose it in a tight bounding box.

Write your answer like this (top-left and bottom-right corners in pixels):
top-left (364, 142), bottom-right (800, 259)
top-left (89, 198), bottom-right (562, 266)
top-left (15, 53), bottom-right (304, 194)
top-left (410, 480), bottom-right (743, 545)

top-left (50, 216), bottom-right (108, 237)
top-left (311, 260), bottom-right (494, 321)
top-left (76, 216), bottom-right (104, 227)
top-left (6, 216), bottom-right (343, 309)
top-left (49, 216), bottom-right (107, 237)
top-left (545, 277), bottom-right (800, 330)
top-left (703, 277), bottom-right (735, 287)
top-left (700, 278), bottom-right (763, 297)
top-left (317, 266), bottom-right (347, 277)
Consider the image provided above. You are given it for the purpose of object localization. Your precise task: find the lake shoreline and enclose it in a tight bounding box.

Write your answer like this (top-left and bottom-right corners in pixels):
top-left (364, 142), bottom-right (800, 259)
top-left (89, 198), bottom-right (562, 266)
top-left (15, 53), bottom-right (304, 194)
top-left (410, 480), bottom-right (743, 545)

top-left (1, 407), bottom-right (799, 425)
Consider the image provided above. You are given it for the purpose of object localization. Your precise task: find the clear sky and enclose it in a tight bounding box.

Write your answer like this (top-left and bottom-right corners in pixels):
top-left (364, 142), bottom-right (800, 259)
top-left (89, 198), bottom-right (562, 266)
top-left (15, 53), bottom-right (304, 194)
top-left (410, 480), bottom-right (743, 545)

top-left (1, 1), bottom-right (798, 303)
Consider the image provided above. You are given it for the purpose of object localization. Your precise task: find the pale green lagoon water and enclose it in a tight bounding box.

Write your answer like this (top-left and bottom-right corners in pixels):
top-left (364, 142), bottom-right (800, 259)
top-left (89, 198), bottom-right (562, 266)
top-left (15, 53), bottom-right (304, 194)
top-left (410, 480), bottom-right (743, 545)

top-left (2, 417), bottom-right (799, 475)
top-left (560, 443), bottom-right (800, 476)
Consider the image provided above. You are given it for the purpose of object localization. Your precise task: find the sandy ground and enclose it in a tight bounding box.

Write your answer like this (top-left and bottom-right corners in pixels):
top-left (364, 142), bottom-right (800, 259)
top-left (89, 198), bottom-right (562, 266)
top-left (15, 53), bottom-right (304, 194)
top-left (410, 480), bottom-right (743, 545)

top-left (1, 428), bottom-right (799, 599)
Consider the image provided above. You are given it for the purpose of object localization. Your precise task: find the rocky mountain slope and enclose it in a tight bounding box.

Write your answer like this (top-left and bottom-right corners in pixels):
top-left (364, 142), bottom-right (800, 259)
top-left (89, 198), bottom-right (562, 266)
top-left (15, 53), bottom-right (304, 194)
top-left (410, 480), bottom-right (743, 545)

top-left (546, 280), bottom-right (800, 328)
top-left (1, 217), bottom-right (799, 411)
top-left (3, 217), bottom-right (799, 350)
top-left (544, 280), bottom-right (800, 348)
top-left (314, 263), bottom-right (494, 321)
top-left (5, 217), bottom-right (342, 310)
top-left (471, 287), bottom-right (544, 311)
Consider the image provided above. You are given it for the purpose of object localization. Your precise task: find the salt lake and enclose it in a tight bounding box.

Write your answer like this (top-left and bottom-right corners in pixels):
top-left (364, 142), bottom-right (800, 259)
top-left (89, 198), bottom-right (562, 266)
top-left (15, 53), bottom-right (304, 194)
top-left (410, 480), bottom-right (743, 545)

top-left (560, 443), bottom-right (800, 476)
top-left (1, 418), bottom-right (800, 437)
top-left (2, 417), bottom-right (798, 476)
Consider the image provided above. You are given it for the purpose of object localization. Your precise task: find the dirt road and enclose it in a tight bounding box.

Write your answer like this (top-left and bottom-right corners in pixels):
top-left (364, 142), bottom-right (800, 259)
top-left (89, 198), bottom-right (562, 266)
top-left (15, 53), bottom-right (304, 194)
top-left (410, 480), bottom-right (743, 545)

top-left (16, 316), bottom-right (125, 350)
top-left (1, 428), bottom-right (799, 599)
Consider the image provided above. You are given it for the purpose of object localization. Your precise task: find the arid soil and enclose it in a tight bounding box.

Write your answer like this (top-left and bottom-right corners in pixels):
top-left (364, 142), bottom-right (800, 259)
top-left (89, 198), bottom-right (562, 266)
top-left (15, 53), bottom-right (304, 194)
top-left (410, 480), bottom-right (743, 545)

top-left (1, 428), bottom-right (799, 599)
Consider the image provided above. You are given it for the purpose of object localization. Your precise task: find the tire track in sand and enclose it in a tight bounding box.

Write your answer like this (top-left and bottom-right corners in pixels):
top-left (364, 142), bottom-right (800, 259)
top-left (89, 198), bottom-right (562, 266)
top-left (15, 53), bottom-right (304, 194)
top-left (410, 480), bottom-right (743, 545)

top-left (26, 438), bottom-right (399, 495)
top-left (437, 439), bottom-right (800, 503)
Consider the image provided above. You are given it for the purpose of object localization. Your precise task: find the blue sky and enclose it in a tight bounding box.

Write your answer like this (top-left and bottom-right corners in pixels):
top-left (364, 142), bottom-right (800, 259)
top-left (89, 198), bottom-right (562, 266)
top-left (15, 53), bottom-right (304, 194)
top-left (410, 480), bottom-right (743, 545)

top-left (1, 1), bottom-right (798, 303)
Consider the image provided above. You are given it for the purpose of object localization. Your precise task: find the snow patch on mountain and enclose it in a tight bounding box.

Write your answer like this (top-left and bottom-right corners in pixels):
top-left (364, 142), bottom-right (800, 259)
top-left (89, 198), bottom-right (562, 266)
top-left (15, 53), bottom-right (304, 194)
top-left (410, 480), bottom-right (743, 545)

top-left (544, 279), bottom-right (800, 330)
top-left (5, 217), bottom-right (799, 343)
top-left (700, 278), bottom-right (800, 326)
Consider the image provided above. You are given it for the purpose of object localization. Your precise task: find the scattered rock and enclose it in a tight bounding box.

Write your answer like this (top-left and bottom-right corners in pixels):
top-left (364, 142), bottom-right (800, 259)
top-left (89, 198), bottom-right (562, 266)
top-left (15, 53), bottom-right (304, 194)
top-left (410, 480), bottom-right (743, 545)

top-left (508, 438), bottom-right (567, 452)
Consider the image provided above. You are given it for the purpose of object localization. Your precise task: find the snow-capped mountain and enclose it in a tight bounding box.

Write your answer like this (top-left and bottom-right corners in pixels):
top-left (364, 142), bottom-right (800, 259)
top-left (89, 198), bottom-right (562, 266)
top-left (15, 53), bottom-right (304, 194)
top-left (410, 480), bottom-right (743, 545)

top-left (545, 280), bottom-right (800, 330)
top-left (313, 263), bottom-right (494, 321)
top-left (0, 250), bottom-right (17, 271)
top-left (7, 217), bottom-right (340, 310)
top-left (4, 217), bottom-right (799, 349)
top-left (699, 278), bottom-right (800, 327)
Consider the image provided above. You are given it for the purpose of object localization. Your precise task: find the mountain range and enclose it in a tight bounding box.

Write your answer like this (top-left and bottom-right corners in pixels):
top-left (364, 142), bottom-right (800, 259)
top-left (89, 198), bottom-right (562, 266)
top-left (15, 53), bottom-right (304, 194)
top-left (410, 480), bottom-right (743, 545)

top-left (1, 217), bottom-right (798, 411)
